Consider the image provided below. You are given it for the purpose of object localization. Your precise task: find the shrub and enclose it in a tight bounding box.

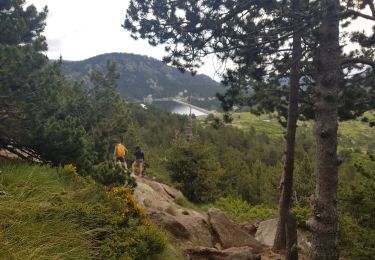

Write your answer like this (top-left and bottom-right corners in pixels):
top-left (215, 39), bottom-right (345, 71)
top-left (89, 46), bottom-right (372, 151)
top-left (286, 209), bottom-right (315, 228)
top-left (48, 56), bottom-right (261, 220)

top-left (90, 161), bottom-right (136, 188)
top-left (214, 197), bottom-right (275, 223)
top-left (167, 141), bottom-right (224, 203)
top-left (338, 215), bottom-right (375, 259)
top-left (292, 205), bottom-right (311, 228)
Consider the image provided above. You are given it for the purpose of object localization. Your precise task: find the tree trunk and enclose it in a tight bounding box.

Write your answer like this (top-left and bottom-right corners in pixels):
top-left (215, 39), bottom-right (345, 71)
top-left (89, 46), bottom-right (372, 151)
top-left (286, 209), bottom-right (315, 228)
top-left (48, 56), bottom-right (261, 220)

top-left (273, 0), bottom-right (302, 251)
top-left (307, 0), bottom-right (340, 259)
top-left (286, 211), bottom-right (298, 260)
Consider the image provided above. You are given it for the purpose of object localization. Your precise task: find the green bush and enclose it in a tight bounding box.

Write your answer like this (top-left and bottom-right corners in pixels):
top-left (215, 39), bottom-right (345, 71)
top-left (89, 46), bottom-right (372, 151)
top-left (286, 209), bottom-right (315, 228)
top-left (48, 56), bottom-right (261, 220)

top-left (90, 161), bottom-right (136, 188)
top-left (167, 140), bottom-right (224, 203)
top-left (292, 205), bottom-right (311, 228)
top-left (214, 197), bottom-right (276, 223)
top-left (338, 214), bottom-right (375, 259)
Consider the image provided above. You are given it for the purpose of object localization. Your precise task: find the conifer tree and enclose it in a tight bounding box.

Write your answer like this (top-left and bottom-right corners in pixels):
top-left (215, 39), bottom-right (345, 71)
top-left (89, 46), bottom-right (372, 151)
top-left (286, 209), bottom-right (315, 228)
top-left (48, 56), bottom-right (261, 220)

top-left (0, 0), bottom-right (48, 159)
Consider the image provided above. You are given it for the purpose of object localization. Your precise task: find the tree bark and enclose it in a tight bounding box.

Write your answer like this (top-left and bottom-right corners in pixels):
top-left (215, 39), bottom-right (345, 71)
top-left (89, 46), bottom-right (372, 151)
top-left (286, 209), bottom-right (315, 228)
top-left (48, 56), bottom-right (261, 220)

top-left (307, 0), bottom-right (340, 259)
top-left (273, 0), bottom-right (302, 251)
top-left (286, 211), bottom-right (298, 260)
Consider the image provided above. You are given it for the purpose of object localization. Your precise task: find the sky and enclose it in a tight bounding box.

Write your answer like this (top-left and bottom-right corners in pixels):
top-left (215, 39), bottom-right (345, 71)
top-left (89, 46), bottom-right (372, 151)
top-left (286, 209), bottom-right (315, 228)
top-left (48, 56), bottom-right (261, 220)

top-left (27, 0), bottom-right (373, 80)
top-left (27, 0), bottom-right (222, 80)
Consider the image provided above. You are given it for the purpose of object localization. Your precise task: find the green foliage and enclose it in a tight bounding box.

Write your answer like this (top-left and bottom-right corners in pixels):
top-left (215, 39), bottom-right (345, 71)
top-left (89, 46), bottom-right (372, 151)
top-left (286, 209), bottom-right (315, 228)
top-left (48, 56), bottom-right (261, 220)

top-left (91, 161), bottom-right (136, 188)
top-left (175, 196), bottom-right (196, 209)
top-left (292, 205), bottom-right (311, 228)
top-left (338, 215), bottom-right (375, 260)
top-left (213, 197), bottom-right (276, 223)
top-left (167, 140), bottom-right (224, 203)
top-left (0, 161), bottom-right (166, 259)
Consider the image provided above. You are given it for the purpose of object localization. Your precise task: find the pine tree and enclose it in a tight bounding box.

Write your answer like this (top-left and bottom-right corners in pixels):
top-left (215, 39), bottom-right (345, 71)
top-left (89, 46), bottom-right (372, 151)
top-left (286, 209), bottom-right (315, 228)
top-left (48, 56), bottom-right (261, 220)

top-left (0, 0), bottom-right (48, 159)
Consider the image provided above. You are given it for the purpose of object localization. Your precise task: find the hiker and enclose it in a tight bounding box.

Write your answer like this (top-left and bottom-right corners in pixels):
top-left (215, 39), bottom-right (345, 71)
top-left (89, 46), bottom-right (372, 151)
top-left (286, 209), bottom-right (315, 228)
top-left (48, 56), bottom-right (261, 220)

top-left (132, 146), bottom-right (145, 177)
top-left (114, 141), bottom-right (128, 169)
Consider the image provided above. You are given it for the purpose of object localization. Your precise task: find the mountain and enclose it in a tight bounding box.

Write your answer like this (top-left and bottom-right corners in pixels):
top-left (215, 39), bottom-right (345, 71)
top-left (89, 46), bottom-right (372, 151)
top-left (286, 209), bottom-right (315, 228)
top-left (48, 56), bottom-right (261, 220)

top-left (61, 52), bottom-right (224, 101)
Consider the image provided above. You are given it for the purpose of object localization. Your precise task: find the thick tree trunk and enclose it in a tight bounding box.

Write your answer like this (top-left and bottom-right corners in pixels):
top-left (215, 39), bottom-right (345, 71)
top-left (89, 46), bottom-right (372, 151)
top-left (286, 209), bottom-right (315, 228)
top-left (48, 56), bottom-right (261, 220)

top-left (307, 0), bottom-right (340, 259)
top-left (273, 0), bottom-right (302, 251)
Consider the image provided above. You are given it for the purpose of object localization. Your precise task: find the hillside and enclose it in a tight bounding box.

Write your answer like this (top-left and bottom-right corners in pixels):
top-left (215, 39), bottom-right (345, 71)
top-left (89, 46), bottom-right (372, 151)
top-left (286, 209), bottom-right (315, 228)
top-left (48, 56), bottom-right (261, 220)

top-left (0, 161), bottom-right (166, 259)
top-left (61, 52), bottom-right (224, 101)
top-left (0, 160), bottom-right (293, 260)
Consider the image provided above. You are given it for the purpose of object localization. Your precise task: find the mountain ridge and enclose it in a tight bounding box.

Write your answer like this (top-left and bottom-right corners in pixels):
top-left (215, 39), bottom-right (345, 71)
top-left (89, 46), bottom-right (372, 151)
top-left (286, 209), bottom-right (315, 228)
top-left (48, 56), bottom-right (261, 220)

top-left (60, 52), bottom-right (224, 102)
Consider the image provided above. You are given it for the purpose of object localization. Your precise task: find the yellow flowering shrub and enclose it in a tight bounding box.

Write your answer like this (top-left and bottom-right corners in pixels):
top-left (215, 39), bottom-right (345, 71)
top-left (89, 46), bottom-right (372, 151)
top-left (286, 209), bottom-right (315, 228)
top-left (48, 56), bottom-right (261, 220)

top-left (64, 164), bottom-right (78, 175)
top-left (110, 187), bottom-right (146, 220)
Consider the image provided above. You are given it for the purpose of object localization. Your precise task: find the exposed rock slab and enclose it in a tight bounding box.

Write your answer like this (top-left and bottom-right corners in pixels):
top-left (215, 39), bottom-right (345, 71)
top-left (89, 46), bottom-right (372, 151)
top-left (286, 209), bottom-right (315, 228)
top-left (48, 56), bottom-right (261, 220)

top-left (208, 208), bottom-right (263, 252)
top-left (185, 246), bottom-right (260, 260)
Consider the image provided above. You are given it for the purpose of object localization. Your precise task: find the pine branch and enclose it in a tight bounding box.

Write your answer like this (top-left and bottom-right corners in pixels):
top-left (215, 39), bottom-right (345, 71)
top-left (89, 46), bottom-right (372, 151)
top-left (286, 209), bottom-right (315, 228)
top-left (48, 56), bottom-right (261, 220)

top-left (341, 58), bottom-right (375, 68)
top-left (341, 9), bottom-right (375, 21)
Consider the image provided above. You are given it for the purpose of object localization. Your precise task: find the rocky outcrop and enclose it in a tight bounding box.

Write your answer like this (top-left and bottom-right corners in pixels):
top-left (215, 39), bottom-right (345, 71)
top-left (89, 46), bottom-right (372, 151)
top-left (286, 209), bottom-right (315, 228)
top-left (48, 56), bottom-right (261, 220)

top-left (132, 175), bottom-right (283, 259)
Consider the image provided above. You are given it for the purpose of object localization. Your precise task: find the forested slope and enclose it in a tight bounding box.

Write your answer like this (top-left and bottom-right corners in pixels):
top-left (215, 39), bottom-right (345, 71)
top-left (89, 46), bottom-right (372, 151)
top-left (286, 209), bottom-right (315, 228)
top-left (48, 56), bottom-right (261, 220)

top-left (61, 52), bottom-right (224, 101)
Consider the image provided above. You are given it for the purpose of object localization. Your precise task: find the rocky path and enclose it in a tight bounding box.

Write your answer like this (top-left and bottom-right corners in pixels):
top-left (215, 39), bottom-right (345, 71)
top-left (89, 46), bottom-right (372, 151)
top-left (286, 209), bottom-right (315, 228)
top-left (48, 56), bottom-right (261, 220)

top-left (132, 175), bottom-right (292, 260)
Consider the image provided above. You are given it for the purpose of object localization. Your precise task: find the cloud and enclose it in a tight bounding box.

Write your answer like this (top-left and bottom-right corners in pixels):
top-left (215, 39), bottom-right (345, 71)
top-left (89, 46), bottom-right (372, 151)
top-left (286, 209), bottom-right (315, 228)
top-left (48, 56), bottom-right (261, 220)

top-left (47, 37), bottom-right (63, 52)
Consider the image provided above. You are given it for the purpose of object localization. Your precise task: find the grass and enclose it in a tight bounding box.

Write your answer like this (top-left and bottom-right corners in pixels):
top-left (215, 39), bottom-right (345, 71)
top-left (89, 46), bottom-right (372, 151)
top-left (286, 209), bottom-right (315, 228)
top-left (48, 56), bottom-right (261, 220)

top-left (0, 161), bottom-right (92, 259)
top-left (230, 113), bottom-right (286, 138)
top-left (0, 160), bottom-right (167, 259)
top-left (200, 111), bottom-right (375, 152)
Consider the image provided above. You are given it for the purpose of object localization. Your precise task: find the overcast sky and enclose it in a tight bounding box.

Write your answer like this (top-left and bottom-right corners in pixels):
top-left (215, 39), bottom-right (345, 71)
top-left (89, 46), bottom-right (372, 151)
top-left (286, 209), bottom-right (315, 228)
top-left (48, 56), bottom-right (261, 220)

top-left (28, 0), bottom-right (372, 80)
top-left (27, 0), bottom-right (223, 80)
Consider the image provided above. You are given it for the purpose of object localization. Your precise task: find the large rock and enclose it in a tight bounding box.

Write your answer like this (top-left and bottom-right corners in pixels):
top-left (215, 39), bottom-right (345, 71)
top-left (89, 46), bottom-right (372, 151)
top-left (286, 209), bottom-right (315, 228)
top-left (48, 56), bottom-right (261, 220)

top-left (148, 211), bottom-right (213, 247)
top-left (175, 212), bottom-right (213, 247)
top-left (186, 246), bottom-right (260, 260)
top-left (255, 218), bottom-right (311, 255)
top-left (149, 211), bottom-right (191, 239)
top-left (208, 208), bottom-right (263, 252)
top-left (255, 218), bottom-right (277, 247)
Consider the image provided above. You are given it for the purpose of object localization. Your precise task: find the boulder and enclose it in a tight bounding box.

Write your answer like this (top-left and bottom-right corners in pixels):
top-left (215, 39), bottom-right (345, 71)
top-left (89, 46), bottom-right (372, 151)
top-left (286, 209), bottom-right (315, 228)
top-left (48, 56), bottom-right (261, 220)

top-left (149, 211), bottom-right (191, 240)
top-left (148, 210), bottom-right (213, 247)
top-left (186, 246), bottom-right (260, 260)
top-left (208, 208), bottom-right (263, 252)
top-left (255, 218), bottom-right (277, 247)
top-left (255, 218), bottom-right (311, 255)
top-left (175, 212), bottom-right (213, 247)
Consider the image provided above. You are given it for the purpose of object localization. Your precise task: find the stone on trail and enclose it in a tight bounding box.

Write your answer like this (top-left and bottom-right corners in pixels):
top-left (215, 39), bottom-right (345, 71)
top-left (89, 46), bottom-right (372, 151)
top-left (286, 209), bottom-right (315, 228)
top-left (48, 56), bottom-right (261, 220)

top-left (208, 208), bottom-right (263, 252)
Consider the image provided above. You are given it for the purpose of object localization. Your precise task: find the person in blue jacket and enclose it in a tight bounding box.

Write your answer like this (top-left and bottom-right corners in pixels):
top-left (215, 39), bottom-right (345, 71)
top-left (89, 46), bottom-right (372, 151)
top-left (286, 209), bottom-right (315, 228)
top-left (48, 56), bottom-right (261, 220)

top-left (132, 146), bottom-right (145, 177)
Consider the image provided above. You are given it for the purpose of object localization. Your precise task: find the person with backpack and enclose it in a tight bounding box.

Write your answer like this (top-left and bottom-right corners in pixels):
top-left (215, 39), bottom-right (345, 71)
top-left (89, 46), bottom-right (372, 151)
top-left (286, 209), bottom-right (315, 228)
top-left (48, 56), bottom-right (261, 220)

top-left (114, 141), bottom-right (128, 169)
top-left (132, 146), bottom-right (145, 177)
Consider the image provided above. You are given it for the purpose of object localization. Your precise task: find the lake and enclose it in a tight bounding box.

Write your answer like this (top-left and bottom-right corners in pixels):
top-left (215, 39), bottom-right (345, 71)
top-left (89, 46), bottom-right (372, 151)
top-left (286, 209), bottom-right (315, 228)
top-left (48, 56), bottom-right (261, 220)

top-left (151, 101), bottom-right (207, 116)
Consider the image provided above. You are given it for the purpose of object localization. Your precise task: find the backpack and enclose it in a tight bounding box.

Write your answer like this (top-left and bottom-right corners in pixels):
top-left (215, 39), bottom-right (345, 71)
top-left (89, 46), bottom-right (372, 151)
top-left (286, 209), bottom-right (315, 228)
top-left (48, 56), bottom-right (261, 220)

top-left (116, 144), bottom-right (126, 157)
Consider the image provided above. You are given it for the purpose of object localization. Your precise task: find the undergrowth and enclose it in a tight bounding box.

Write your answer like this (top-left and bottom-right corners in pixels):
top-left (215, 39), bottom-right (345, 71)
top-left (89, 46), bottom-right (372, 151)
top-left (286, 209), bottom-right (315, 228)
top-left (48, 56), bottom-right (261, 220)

top-left (0, 160), bottom-right (166, 259)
